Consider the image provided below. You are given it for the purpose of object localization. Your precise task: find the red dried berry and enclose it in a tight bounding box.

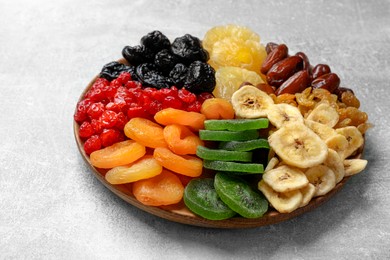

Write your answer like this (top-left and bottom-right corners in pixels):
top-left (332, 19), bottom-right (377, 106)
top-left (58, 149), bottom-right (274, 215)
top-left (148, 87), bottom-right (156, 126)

top-left (84, 135), bottom-right (102, 155)
top-left (105, 102), bottom-right (122, 113)
top-left (79, 121), bottom-right (94, 139)
top-left (127, 106), bottom-right (148, 119)
top-left (100, 110), bottom-right (118, 128)
top-left (186, 100), bottom-right (202, 112)
top-left (147, 100), bottom-right (163, 115)
top-left (85, 88), bottom-right (106, 102)
top-left (117, 72), bottom-right (132, 84)
top-left (159, 87), bottom-right (177, 97)
top-left (74, 98), bottom-right (93, 123)
top-left (178, 88), bottom-right (196, 103)
top-left (197, 92), bottom-right (214, 103)
top-left (91, 119), bottom-right (103, 134)
top-left (87, 102), bottom-right (105, 119)
top-left (115, 112), bottom-right (128, 130)
top-left (162, 96), bottom-right (183, 110)
top-left (100, 129), bottom-right (123, 147)
top-left (150, 90), bottom-right (165, 102)
top-left (125, 80), bottom-right (142, 89)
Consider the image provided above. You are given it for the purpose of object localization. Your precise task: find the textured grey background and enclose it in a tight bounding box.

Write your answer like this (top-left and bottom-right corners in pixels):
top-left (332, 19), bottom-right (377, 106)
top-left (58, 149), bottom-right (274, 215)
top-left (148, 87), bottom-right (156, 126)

top-left (1, 0), bottom-right (389, 259)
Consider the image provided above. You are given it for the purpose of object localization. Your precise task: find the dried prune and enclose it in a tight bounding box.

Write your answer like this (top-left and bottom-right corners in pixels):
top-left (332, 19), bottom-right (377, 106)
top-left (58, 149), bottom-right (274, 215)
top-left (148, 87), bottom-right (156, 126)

top-left (99, 61), bottom-right (137, 81)
top-left (122, 45), bottom-right (154, 65)
top-left (154, 49), bottom-right (178, 74)
top-left (184, 61), bottom-right (215, 93)
top-left (171, 34), bottom-right (209, 64)
top-left (136, 63), bottom-right (172, 89)
top-left (169, 63), bottom-right (188, 88)
top-left (141, 30), bottom-right (171, 54)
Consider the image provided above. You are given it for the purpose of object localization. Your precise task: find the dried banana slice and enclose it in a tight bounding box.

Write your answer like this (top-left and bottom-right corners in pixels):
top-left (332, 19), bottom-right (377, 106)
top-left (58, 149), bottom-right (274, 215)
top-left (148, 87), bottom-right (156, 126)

top-left (231, 85), bottom-right (274, 118)
top-left (267, 103), bottom-right (304, 129)
top-left (335, 126), bottom-right (364, 159)
top-left (258, 180), bottom-right (303, 214)
top-left (306, 102), bottom-right (339, 127)
top-left (299, 183), bottom-right (316, 207)
top-left (262, 165), bottom-right (308, 193)
top-left (325, 134), bottom-right (349, 158)
top-left (305, 165), bottom-right (336, 197)
top-left (304, 119), bottom-right (336, 141)
top-left (324, 148), bottom-right (345, 183)
top-left (268, 122), bottom-right (328, 168)
top-left (344, 159), bottom-right (368, 176)
top-left (264, 157), bottom-right (279, 172)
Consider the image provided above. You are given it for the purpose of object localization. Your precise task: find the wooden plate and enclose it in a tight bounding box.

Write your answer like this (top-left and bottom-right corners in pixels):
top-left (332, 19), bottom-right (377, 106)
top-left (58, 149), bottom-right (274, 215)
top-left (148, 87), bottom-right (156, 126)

top-left (74, 62), bottom-right (363, 229)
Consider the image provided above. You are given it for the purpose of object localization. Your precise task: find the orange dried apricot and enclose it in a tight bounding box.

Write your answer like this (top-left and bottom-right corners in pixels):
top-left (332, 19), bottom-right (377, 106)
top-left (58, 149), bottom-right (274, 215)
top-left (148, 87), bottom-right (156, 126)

top-left (105, 155), bottom-right (163, 184)
top-left (132, 169), bottom-right (184, 206)
top-left (153, 147), bottom-right (203, 177)
top-left (200, 98), bottom-right (235, 120)
top-left (90, 140), bottom-right (146, 169)
top-left (154, 108), bottom-right (206, 131)
top-left (124, 117), bottom-right (168, 148)
top-left (163, 124), bottom-right (204, 155)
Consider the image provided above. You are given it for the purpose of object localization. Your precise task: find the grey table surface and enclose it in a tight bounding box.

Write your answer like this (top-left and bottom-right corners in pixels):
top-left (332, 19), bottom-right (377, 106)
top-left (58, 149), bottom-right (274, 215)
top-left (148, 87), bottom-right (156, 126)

top-left (1, 0), bottom-right (389, 259)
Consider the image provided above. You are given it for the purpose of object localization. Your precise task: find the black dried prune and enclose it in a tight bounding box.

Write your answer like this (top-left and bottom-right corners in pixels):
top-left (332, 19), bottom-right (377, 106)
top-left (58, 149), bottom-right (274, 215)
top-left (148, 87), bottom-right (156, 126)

top-left (169, 63), bottom-right (188, 88)
top-left (154, 49), bottom-right (178, 74)
top-left (136, 63), bottom-right (172, 89)
top-left (184, 61), bottom-right (215, 93)
top-left (122, 45), bottom-right (154, 65)
top-left (99, 61), bottom-right (137, 81)
top-left (141, 30), bottom-right (171, 54)
top-left (171, 34), bottom-right (209, 64)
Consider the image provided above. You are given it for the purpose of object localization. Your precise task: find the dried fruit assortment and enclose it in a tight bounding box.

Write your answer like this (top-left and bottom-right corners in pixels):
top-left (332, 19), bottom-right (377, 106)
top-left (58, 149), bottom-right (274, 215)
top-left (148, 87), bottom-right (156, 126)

top-left (75, 24), bottom-right (370, 222)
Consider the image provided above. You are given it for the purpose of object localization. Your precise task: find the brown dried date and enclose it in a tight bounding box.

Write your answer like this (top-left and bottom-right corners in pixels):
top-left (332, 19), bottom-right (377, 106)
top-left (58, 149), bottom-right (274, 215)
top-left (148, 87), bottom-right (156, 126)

top-left (295, 52), bottom-right (310, 72)
top-left (266, 56), bottom-right (303, 87)
top-left (312, 64), bottom-right (331, 79)
top-left (261, 44), bottom-right (288, 74)
top-left (275, 70), bottom-right (310, 95)
top-left (311, 73), bottom-right (340, 93)
top-left (255, 83), bottom-right (276, 95)
top-left (265, 42), bottom-right (279, 54)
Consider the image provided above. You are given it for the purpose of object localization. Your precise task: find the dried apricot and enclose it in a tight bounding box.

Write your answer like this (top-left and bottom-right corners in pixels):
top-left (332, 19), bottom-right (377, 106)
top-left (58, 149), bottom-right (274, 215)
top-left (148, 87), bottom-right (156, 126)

top-left (153, 147), bottom-right (203, 177)
top-left (90, 140), bottom-right (146, 169)
top-left (154, 108), bottom-right (206, 131)
top-left (200, 98), bottom-right (235, 119)
top-left (105, 155), bottom-right (162, 184)
top-left (124, 117), bottom-right (168, 148)
top-left (163, 124), bottom-right (204, 155)
top-left (132, 169), bottom-right (184, 206)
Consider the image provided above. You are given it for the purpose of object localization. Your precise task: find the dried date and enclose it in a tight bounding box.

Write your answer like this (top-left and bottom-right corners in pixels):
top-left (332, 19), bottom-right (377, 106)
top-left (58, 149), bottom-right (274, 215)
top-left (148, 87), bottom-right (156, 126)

top-left (266, 56), bottom-right (303, 87)
top-left (261, 44), bottom-right (288, 74)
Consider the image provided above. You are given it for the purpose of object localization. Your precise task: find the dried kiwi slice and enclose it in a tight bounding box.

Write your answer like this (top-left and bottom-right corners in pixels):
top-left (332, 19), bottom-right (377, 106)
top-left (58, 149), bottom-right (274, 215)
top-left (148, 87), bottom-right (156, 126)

top-left (196, 146), bottom-right (252, 162)
top-left (204, 118), bottom-right (269, 131)
top-left (183, 178), bottom-right (236, 220)
top-left (214, 173), bottom-right (268, 218)
top-left (199, 129), bottom-right (259, 141)
top-left (219, 139), bottom-right (270, 152)
top-left (203, 160), bottom-right (264, 174)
